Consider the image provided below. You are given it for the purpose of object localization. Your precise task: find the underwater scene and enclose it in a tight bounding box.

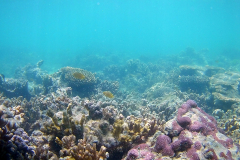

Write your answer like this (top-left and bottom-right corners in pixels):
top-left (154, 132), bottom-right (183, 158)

top-left (1, 0), bottom-right (240, 159)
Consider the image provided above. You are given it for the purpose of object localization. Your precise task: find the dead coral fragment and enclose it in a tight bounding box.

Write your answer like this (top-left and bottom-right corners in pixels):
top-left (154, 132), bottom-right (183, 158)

top-left (103, 91), bottom-right (114, 99)
top-left (73, 72), bottom-right (85, 80)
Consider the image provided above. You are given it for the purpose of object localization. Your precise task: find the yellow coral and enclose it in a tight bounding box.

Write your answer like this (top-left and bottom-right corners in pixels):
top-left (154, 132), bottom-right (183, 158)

top-left (119, 134), bottom-right (132, 143)
top-left (55, 137), bottom-right (63, 146)
top-left (112, 119), bottom-right (124, 138)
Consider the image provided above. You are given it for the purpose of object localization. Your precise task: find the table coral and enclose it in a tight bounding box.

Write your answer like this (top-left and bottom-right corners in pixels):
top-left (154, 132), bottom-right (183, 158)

top-left (60, 67), bottom-right (97, 97)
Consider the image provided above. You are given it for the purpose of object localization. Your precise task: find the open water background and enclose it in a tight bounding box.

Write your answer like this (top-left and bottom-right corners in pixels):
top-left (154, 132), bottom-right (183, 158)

top-left (0, 0), bottom-right (240, 77)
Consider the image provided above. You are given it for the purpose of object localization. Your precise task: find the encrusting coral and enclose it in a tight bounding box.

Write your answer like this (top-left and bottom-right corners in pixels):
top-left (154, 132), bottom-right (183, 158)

top-left (122, 100), bottom-right (240, 160)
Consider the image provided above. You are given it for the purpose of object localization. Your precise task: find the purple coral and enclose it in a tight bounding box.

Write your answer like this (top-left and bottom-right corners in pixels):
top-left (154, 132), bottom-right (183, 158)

top-left (189, 121), bottom-right (204, 132)
top-left (171, 132), bottom-right (193, 151)
top-left (154, 135), bottom-right (171, 151)
top-left (186, 100), bottom-right (198, 108)
top-left (176, 103), bottom-right (192, 128)
top-left (171, 137), bottom-right (192, 151)
top-left (126, 149), bottom-right (139, 160)
top-left (178, 103), bottom-right (191, 116)
top-left (140, 150), bottom-right (154, 160)
top-left (194, 141), bottom-right (202, 150)
top-left (171, 120), bottom-right (183, 136)
top-left (177, 115), bottom-right (191, 128)
top-left (225, 138), bottom-right (234, 148)
top-left (9, 128), bottom-right (35, 159)
top-left (162, 145), bottom-right (174, 157)
top-left (133, 143), bottom-right (149, 150)
top-left (187, 148), bottom-right (200, 160)
top-left (154, 135), bottom-right (174, 157)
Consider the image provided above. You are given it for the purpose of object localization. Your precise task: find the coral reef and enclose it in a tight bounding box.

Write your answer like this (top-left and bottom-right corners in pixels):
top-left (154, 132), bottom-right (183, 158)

top-left (213, 103), bottom-right (240, 144)
top-left (0, 78), bottom-right (31, 100)
top-left (179, 65), bottom-right (203, 76)
top-left (204, 65), bottom-right (224, 77)
top-left (42, 103), bottom-right (84, 141)
top-left (143, 82), bottom-right (174, 99)
top-left (57, 135), bottom-right (109, 160)
top-left (60, 67), bottom-right (97, 87)
top-left (103, 65), bottom-right (126, 80)
top-left (0, 104), bottom-right (36, 159)
top-left (123, 100), bottom-right (240, 160)
top-left (98, 80), bottom-right (119, 94)
top-left (3, 54), bottom-right (240, 160)
top-left (178, 74), bottom-right (209, 93)
top-left (60, 67), bottom-right (97, 97)
top-left (14, 61), bottom-right (55, 96)
top-left (210, 71), bottom-right (240, 111)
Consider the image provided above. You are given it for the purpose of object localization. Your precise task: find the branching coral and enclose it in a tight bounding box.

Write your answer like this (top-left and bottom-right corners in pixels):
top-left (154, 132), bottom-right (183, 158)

top-left (42, 107), bottom-right (84, 140)
top-left (57, 135), bottom-right (109, 160)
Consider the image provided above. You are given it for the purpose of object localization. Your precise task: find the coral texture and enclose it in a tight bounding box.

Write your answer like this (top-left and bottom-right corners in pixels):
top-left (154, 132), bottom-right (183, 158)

top-left (123, 100), bottom-right (240, 160)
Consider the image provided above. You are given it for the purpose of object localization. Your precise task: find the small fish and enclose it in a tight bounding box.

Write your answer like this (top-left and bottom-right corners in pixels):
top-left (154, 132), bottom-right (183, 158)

top-left (0, 74), bottom-right (5, 81)
top-left (103, 91), bottom-right (114, 98)
top-left (73, 72), bottom-right (85, 80)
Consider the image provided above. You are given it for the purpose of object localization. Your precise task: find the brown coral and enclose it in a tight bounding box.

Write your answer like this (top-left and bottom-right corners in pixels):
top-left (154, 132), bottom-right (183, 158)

top-left (58, 135), bottom-right (109, 160)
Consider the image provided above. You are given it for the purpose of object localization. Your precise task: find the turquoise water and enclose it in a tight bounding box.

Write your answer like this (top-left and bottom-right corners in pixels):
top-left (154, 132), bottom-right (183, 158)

top-left (1, 0), bottom-right (240, 77)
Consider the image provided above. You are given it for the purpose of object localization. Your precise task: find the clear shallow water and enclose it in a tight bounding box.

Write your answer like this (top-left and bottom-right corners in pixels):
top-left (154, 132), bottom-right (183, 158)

top-left (0, 0), bottom-right (240, 77)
